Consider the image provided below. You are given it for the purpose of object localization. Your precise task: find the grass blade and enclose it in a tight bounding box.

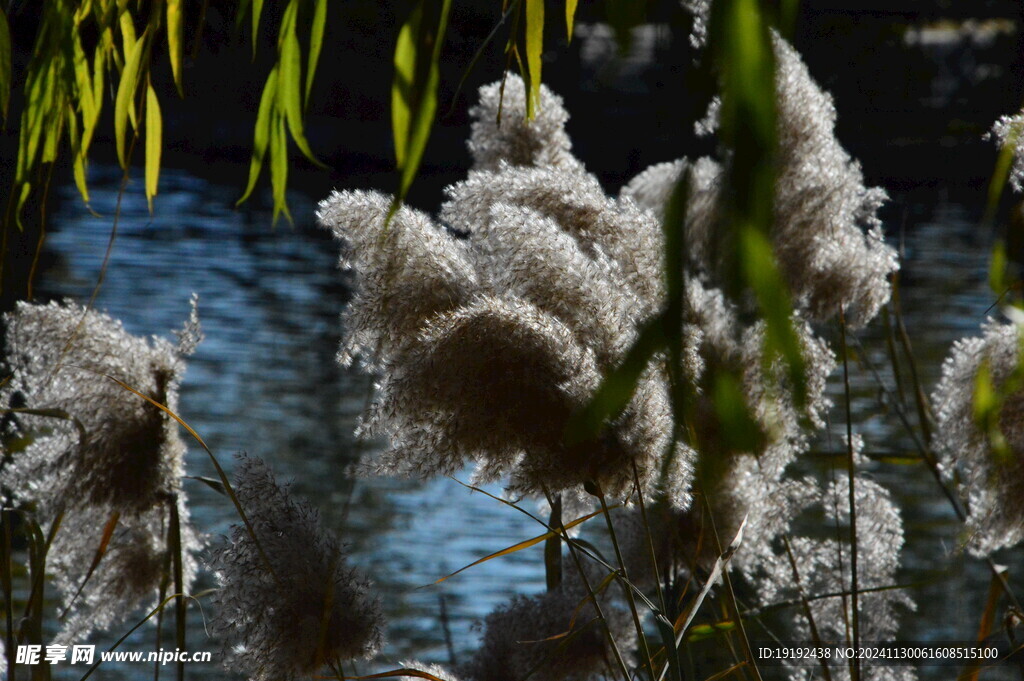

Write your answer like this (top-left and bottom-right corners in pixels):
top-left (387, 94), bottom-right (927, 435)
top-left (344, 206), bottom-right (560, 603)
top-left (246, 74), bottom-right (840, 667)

top-left (428, 507), bottom-right (610, 586)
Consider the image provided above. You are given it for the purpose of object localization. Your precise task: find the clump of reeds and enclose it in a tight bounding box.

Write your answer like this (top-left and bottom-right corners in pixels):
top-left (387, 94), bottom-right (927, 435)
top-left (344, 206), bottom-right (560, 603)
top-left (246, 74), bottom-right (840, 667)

top-left (206, 454), bottom-right (384, 681)
top-left (0, 298), bottom-right (202, 641)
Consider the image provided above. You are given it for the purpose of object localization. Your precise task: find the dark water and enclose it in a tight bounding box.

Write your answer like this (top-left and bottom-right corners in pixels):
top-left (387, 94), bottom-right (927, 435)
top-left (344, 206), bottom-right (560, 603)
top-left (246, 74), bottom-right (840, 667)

top-left (31, 163), bottom-right (1024, 681)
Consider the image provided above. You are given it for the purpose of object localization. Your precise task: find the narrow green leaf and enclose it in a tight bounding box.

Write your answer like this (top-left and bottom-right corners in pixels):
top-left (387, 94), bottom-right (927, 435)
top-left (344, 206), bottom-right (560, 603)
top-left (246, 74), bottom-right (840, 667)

top-left (41, 106), bottom-right (64, 163)
top-left (166, 0), bottom-right (184, 96)
top-left (0, 7), bottom-right (11, 120)
top-left (251, 0), bottom-right (264, 57)
top-left (237, 66), bottom-right (278, 205)
top-left (270, 113), bottom-right (291, 224)
top-left (565, 0), bottom-right (578, 42)
top-left (279, 3), bottom-right (323, 167)
top-left (305, 0), bottom-right (327, 109)
top-left (525, 0), bottom-right (543, 117)
top-left (114, 27), bottom-right (148, 168)
top-left (145, 82), bottom-right (162, 212)
top-left (67, 103), bottom-right (90, 204)
top-left (429, 507), bottom-right (610, 585)
top-left (564, 316), bottom-right (664, 446)
top-left (391, 0), bottom-right (452, 202)
top-left (740, 228), bottom-right (807, 408)
top-left (391, 3), bottom-right (421, 170)
top-left (119, 9), bottom-right (137, 63)
top-left (72, 30), bottom-right (96, 129)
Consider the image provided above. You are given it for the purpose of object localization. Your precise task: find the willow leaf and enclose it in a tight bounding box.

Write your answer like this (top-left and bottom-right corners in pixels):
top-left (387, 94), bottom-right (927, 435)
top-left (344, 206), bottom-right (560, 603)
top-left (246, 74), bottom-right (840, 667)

top-left (391, 0), bottom-right (452, 203)
top-left (145, 82), bottom-right (162, 212)
top-left (565, 0), bottom-right (578, 42)
top-left (525, 0), bottom-right (543, 117)
top-left (0, 7), bottom-right (10, 120)
top-left (114, 28), bottom-right (148, 168)
top-left (166, 0), bottom-right (183, 96)
top-left (270, 114), bottom-right (291, 224)
top-left (279, 4), bottom-right (322, 167)
top-left (67, 102), bottom-right (89, 204)
top-left (237, 66), bottom-right (278, 205)
top-left (305, 0), bottom-right (327, 109)
top-left (251, 0), bottom-right (264, 57)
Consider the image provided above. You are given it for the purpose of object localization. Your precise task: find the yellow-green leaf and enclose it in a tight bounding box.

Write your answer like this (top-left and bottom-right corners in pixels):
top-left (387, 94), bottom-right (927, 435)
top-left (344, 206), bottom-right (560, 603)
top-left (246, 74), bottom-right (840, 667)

top-left (270, 114), bottom-right (291, 225)
top-left (41, 106), bottom-right (64, 164)
top-left (67, 103), bottom-right (90, 204)
top-left (251, 0), bottom-right (264, 57)
top-left (278, 6), bottom-right (323, 167)
top-left (0, 6), bottom-right (11, 120)
top-left (391, 0), bottom-right (452, 202)
top-left (430, 507), bottom-right (610, 585)
top-left (237, 66), bottom-right (278, 205)
top-left (119, 9), bottom-right (137, 63)
top-left (145, 82), bottom-right (162, 213)
top-left (305, 0), bottom-right (327, 109)
top-left (391, 4), bottom-right (419, 170)
top-left (114, 28), bottom-right (148, 168)
top-left (525, 0), bottom-right (544, 117)
top-left (166, 0), bottom-right (184, 96)
top-left (565, 0), bottom-right (578, 42)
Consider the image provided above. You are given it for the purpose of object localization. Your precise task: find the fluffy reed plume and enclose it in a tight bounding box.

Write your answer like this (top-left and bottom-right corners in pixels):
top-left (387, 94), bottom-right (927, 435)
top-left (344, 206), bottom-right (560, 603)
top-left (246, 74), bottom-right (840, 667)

top-left (757, 471), bottom-right (915, 681)
top-left (0, 298), bottom-right (202, 641)
top-left (460, 566), bottom-right (634, 681)
top-left (207, 455), bottom-right (384, 681)
top-left (621, 34), bottom-right (898, 328)
top-left (932, 320), bottom-right (1024, 556)
top-left (52, 501), bottom-right (200, 643)
top-left (467, 76), bottom-right (584, 173)
top-left (1, 299), bottom-right (200, 515)
top-left (319, 76), bottom-right (684, 505)
top-left (988, 113), bottom-right (1024, 192)
top-left (399, 662), bottom-right (462, 681)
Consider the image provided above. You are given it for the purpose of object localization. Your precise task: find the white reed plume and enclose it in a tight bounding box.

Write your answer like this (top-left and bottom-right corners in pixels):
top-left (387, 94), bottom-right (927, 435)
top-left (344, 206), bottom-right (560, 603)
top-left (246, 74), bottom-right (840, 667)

top-left (460, 565), bottom-right (635, 681)
top-left (621, 34), bottom-right (898, 329)
top-left (467, 76), bottom-right (584, 173)
top-left (988, 113), bottom-right (1024, 192)
top-left (0, 298), bottom-right (202, 641)
top-left (207, 455), bottom-right (384, 681)
top-left (932, 319), bottom-right (1024, 556)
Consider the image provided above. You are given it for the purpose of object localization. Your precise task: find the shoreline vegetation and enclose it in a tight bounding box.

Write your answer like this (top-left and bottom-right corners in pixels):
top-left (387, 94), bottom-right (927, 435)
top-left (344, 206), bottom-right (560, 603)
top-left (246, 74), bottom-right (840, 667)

top-left (3, 2), bottom-right (1024, 681)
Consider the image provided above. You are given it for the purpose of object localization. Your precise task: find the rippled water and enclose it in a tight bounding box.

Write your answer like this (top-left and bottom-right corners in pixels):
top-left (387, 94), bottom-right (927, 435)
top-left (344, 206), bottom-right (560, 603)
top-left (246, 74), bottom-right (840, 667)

top-left (34, 166), bottom-right (1024, 680)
